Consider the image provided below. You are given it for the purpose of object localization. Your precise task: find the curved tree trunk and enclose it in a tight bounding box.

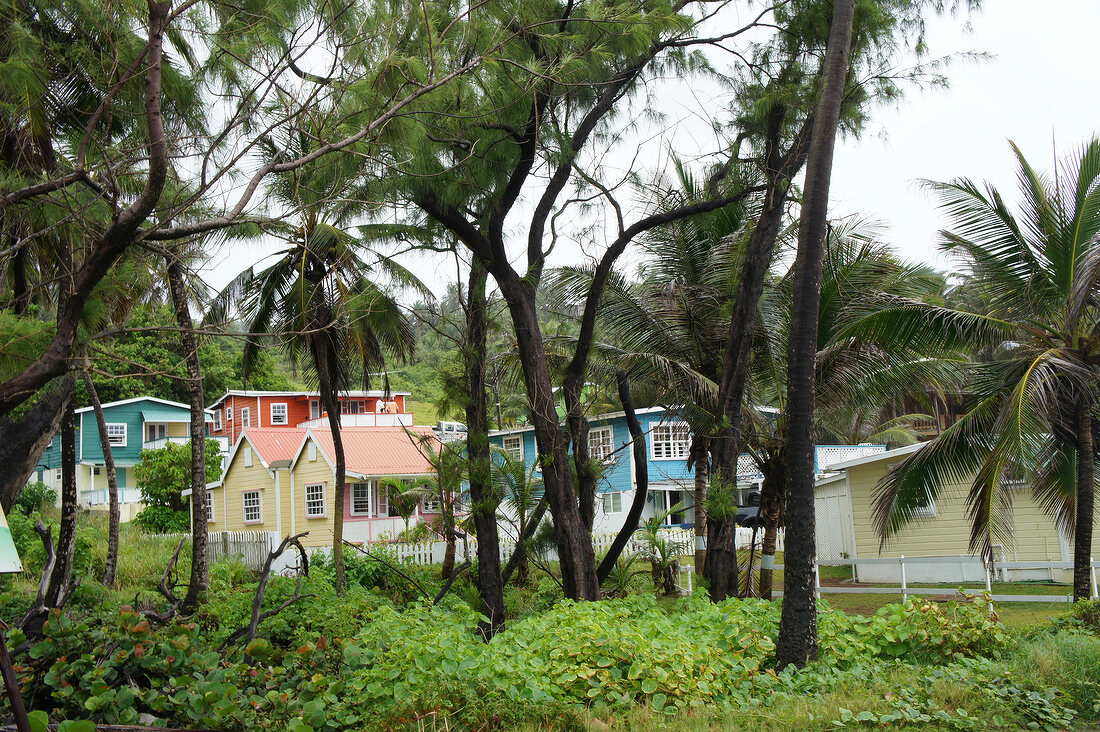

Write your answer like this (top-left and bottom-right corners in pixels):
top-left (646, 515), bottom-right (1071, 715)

top-left (776, 0), bottom-right (855, 671)
top-left (706, 101), bottom-right (812, 600)
top-left (596, 373), bottom-right (649, 584)
top-left (81, 370), bottom-right (120, 587)
top-left (0, 378), bottom-right (72, 513)
top-left (46, 399), bottom-right (77, 606)
top-left (1074, 395), bottom-right (1095, 601)
top-left (496, 271), bottom-right (600, 601)
top-left (169, 259), bottom-right (209, 611)
top-left (464, 259), bottom-right (506, 638)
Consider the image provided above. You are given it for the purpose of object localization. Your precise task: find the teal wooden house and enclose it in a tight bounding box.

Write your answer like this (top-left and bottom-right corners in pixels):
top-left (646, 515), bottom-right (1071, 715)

top-left (34, 396), bottom-right (219, 511)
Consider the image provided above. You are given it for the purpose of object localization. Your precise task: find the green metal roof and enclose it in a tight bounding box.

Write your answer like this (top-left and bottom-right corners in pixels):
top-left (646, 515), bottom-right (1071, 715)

top-left (142, 409), bottom-right (213, 423)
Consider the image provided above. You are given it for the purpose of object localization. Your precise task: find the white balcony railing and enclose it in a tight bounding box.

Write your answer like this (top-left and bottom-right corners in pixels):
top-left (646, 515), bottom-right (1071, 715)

top-left (297, 413), bottom-right (413, 428)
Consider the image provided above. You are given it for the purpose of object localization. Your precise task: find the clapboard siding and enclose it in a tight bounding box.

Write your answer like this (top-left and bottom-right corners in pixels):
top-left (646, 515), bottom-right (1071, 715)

top-left (290, 438), bottom-right (338, 549)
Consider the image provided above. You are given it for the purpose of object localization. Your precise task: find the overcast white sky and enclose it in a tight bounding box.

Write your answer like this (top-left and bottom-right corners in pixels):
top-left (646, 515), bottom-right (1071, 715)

top-left (198, 1), bottom-right (1100, 298)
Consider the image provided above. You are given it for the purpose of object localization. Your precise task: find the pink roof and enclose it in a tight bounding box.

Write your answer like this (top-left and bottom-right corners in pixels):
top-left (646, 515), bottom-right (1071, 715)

top-left (308, 426), bottom-right (439, 476)
top-left (242, 428), bottom-right (308, 465)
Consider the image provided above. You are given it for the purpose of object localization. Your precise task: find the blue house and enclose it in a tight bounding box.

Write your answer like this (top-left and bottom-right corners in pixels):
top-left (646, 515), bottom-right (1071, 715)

top-left (488, 406), bottom-right (886, 535)
top-left (35, 396), bottom-right (224, 512)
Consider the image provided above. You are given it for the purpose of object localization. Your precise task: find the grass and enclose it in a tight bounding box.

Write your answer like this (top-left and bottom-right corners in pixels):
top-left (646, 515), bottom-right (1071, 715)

top-left (406, 399), bottom-right (440, 425)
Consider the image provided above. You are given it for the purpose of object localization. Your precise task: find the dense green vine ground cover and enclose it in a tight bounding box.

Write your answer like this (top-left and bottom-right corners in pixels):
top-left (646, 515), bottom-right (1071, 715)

top-left (2, 515), bottom-right (1100, 730)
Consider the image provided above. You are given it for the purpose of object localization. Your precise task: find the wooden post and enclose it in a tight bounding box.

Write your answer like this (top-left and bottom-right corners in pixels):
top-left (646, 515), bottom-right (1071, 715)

top-left (985, 559), bottom-right (992, 593)
top-left (899, 555), bottom-right (907, 601)
top-left (814, 563), bottom-right (821, 600)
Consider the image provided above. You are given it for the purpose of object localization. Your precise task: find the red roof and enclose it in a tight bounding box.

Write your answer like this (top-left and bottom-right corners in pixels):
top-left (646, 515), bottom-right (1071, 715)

top-left (307, 426), bottom-right (439, 476)
top-left (241, 428), bottom-right (307, 465)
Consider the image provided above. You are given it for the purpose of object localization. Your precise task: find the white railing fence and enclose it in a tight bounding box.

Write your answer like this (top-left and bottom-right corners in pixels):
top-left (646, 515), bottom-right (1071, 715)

top-left (152, 530), bottom-right (272, 571)
top-left (771, 556), bottom-right (1100, 604)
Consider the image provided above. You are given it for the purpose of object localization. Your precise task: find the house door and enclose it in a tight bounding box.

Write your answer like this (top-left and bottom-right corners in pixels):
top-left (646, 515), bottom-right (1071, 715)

top-left (669, 491), bottom-right (684, 524)
top-left (146, 423), bottom-right (166, 442)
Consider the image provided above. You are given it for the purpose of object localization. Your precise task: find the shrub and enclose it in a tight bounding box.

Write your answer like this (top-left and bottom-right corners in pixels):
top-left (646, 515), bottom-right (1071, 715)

top-left (15, 482), bottom-right (57, 514)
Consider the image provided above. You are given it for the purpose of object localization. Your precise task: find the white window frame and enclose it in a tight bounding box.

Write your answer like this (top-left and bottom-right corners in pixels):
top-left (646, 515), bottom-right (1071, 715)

top-left (351, 482), bottom-right (371, 516)
top-left (340, 400), bottom-right (364, 415)
top-left (146, 423), bottom-right (166, 442)
top-left (502, 434), bottom-right (524, 462)
top-left (650, 421), bottom-right (690, 461)
top-left (244, 447), bottom-right (253, 467)
top-left (589, 425), bottom-right (614, 463)
top-left (55, 468), bottom-right (62, 482)
top-left (93, 465), bottom-right (102, 476)
top-left (270, 402), bottom-right (288, 425)
top-left (305, 483), bottom-right (327, 518)
top-left (422, 497), bottom-right (441, 513)
top-left (105, 423), bottom-right (127, 447)
top-left (310, 399), bottom-right (320, 419)
top-left (242, 490), bottom-right (262, 524)
top-left (240, 407), bottom-right (251, 428)
top-left (206, 494), bottom-right (216, 523)
top-left (601, 491), bottom-right (623, 514)
top-left (212, 410), bottom-right (222, 431)
top-left (375, 482), bottom-right (388, 516)
top-left (226, 406), bottom-right (233, 422)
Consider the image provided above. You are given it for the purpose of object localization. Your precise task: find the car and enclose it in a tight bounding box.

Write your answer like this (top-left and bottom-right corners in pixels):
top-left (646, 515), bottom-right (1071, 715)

top-left (734, 490), bottom-right (761, 528)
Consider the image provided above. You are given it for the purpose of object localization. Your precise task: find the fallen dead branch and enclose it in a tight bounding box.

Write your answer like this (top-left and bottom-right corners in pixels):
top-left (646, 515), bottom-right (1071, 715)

top-left (222, 532), bottom-right (311, 656)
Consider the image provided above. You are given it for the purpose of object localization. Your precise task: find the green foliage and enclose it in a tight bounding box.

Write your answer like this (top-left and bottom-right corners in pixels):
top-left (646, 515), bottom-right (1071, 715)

top-left (1070, 598), bottom-right (1100, 633)
top-left (132, 439), bottom-right (223, 533)
top-left (14, 481), bottom-right (57, 514)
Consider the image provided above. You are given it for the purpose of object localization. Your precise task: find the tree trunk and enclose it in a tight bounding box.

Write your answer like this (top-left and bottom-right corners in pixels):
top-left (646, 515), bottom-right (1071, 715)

top-left (502, 494), bottom-right (548, 587)
top-left (1075, 395), bottom-right (1095, 602)
top-left (495, 271), bottom-right (599, 601)
top-left (81, 371), bottom-right (120, 587)
top-left (693, 441), bottom-right (709, 575)
top-left (0, 379), bottom-right (72, 513)
top-left (706, 102), bottom-right (811, 599)
top-left (169, 259), bottom-right (210, 611)
top-left (464, 260), bottom-right (506, 638)
top-left (596, 373), bottom-right (649, 584)
top-left (440, 470), bottom-right (457, 580)
top-left (757, 450), bottom-right (785, 600)
top-left (564, 382), bottom-right (596, 534)
top-left (775, 0), bottom-right (855, 672)
top-left (45, 400), bottom-right (77, 606)
top-left (315, 345), bottom-right (347, 594)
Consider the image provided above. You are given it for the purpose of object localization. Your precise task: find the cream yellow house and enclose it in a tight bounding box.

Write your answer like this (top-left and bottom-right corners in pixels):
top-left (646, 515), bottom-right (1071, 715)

top-left (204, 426), bottom-right (441, 554)
top-left (202, 428), bottom-right (306, 537)
top-left (814, 444), bottom-right (1099, 583)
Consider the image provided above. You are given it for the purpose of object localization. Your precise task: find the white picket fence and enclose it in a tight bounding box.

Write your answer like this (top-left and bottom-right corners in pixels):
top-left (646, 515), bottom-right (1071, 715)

top-left (378, 526), bottom-right (776, 567)
top-left (153, 530), bottom-right (272, 571)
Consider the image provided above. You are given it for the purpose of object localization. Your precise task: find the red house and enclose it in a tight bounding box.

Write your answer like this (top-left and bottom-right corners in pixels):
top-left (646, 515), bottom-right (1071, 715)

top-left (208, 390), bottom-right (411, 445)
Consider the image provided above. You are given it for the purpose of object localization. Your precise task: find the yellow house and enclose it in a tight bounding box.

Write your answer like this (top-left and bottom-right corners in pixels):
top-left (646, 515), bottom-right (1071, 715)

top-left (814, 444), bottom-right (1099, 583)
top-left (204, 426), bottom-right (441, 554)
top-left (203, 428), bottom-right (306, 537)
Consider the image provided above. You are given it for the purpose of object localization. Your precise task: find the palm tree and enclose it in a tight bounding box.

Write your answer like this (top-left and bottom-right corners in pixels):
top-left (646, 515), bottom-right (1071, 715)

top-left (493, 451), bottom-right (545, 587)
top-left (229, 124), bottom-right (419, 592)
top-left (860, 138), bottom-right (1100, 602)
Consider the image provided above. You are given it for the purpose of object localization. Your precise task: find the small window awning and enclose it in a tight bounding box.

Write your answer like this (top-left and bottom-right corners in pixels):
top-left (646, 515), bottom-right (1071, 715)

top-left (142, 409), bottom-right (213, 423)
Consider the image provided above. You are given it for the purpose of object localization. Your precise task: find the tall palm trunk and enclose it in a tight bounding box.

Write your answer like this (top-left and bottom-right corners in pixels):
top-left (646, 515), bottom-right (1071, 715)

top-left (776, 0), bottom-right (855, 671)
top-left (169, 260), bottom-right (210, 611)
top-left (464, 260), bottom-right (505, 638)
top-left (81, 371), bottom-right (119, 587)
top-left (693, 440), bottom-right (709, 574)
top-left (315, 341), bottom-right (347, 594)
top-left (46, 400), bottom-right (77, 606)
top-left (1075, 395), bottom-right (1095, 601)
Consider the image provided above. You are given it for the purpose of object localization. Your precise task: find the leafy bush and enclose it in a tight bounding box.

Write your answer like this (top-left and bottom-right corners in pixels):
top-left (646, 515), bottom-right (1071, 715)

top-left (15, 482), bottom-right (57, 514)
top-left (1070, 598), bottom-right (1100, 633)
top-left (132, 504), bottom-right (189, 533)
